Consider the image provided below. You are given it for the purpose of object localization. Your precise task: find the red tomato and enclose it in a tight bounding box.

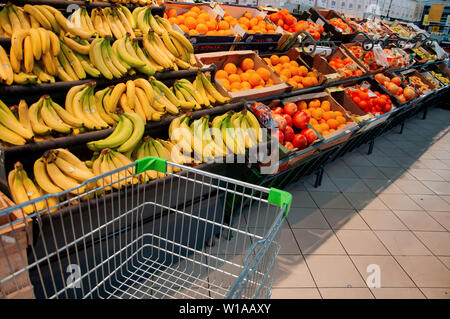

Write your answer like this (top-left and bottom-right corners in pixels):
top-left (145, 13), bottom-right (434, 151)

top-left (358, 91), bottom-right (369, 100)
top-left (284, 102), bottom-right (298, 116)
top-left (284, 125), bottom-right (295, 141)
top-left (359, 100), bottom-right (368, 110)
top-left (292, 133), bottom-right (308, 150)
top-left (283, 114), bottom-right (293, 127)
top-left (352, 96), bottom-right (361, 105)
top-left (301, 128), bottom-right (317, 144)
top-left (293, 111), bottom-right (310, 130)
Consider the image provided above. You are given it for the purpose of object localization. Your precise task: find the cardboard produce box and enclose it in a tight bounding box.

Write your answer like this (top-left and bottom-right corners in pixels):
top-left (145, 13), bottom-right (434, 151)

top-left (308, 8), bottom-right (357, 42)
top-left (393, 69), bottom-right (438, 96)
top-left (298, 47), bottom-right (366, 84)
top-left (282, 91), bottom-right (358, 148)
top-left (195, 50), bottom-right (291, 101)
top-left (214, 4), bottom-right (283, 52)
top-left (260, 48), bottom-right (326, 91)
top-left (165, 2), bottom-right (237, 53)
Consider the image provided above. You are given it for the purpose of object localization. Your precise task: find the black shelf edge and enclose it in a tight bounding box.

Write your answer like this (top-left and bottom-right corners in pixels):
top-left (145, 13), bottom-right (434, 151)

top-left (0, 65), bottom-right (216, 96)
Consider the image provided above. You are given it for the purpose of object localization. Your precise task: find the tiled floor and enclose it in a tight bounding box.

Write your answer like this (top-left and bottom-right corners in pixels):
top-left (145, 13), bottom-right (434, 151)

top-left (269, 107), bottom-right (450, 299)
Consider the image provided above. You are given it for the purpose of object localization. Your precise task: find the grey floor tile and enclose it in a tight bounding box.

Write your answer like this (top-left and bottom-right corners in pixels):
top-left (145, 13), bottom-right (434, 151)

top-left (393, 179), bottom-right (435, 195)
top-left (370, 288), bottom-right (426, 299)
top-left (438, 256), bottom-right (450, 269)
top-left (287, 207), bottom-right (330, 229)
top-left (292, 228), bottom-right (346, 255)
top-left (332, 178), bottom-right (373, 193)
top-left (309, 192), bottom-right (353, 209)
top-left (421, 181), bottom-right (450, 195)
top-left (375, 231), bottom-right (432, 256)
top-left (352, 166), bottom-right (388, 179)
top-left (326, 161), bottom-right (359, 179)
top-left (420, 159), bottom-right (450, 170)
top-left (359, 209), bottom-right (408, 231)
top-left (420, 288), bottom-right (450, 299)
top-left (364, 179), bottom-right (404, 194)
top-left (335, 230), bottom-right (389, 255)
top-left (343, 154), bottom-right (374, 167)
top-left (303, 173), bottom-right (339, 192)
top-left (290, 190), bottom-right (318, 208)
top-left (394, 256), bottom-right (450, 287)
top-left (272, 255), bottom-right (316, 288)
top-left (367, 155), bottom-right (402, 168)
top-left (378, 194), bottom-right (424, 211)
top-left (407, 168), bottom-right (445, 181)
top-left (344, 192), bottom-right (389, 210)
top-left (393, 211), bottom-right (446, 231)
top-left (321, 209), bottom-right (369, 230)
top-left (427, 212), bottom-right (450, 231)
top-left (413, 231), bottom-right (450, 256)
top-left (351, 255), bottom-right (416, 288)
top-left (433, 169), bottom-right (450, 181)
top-left (409, 194), bottom-right (450, 212)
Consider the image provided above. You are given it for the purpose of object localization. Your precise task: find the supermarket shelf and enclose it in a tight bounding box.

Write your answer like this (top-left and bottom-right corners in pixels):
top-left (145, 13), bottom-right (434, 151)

top-left (0, 0), bottom-right (165, 14)
top-left (0, 65), bottom-right (216, 96)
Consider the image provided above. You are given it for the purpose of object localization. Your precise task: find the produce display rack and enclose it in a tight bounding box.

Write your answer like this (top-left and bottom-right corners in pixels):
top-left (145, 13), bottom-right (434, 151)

top-left (0, 1), bottom-right (449, 299)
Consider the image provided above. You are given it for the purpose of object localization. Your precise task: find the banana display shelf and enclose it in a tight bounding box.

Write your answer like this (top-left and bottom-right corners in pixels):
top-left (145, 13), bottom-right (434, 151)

top-left (0, 0), bottom-right (165, 12)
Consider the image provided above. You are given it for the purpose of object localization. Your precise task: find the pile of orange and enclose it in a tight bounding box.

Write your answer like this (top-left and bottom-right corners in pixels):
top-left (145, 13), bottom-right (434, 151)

top-left (297, 99), bottom-right (352, 136)
top-left (165, 6), bottom-right (235, 36)
top-left (263, 55), bottom-right (319, 89)
top-left (223, 11), bottom-right (277, 34)
top-left (215, 58), bottom-right (274, 92)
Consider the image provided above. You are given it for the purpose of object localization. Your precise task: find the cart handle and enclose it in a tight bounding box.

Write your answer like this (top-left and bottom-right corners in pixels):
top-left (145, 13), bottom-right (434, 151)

top-left (268, 188), bottom-right (292, 217)
top-left (135, 156), bottom-right (167, 174)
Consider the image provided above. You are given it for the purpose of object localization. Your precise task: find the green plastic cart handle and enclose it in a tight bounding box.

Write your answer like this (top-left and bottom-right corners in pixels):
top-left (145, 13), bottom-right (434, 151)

top-left (268, 188), bottom-right (292, 218)
top-left (135, 156), bottom-right (167, 174)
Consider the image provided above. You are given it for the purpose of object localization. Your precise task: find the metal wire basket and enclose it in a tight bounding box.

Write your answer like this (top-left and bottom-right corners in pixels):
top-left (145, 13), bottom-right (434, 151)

top-left (0, 157), bottom-right (291, 299)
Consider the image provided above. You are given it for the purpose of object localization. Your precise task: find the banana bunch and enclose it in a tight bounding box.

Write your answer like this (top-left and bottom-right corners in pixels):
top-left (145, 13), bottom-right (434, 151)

top-left (66, 83), bottom-right (111, 131)
top-left (168, 111), bottom-right (263, 162)
top-left (8, 162), bottom-right (56, 215)
top-left (91, 148), bottom-right (137, 190)
top-left (34, 149), bottom-right (94, 196)
top-left (92, 6), bottom-right (136, 39)
top-left (87, 112), bottom-right (145, 153)
top-left (143, 30), bottom-right (195, 71)
top-left (173, 72), bottom-right (230, 111)
top-left (0, 99), bottom-right (34, 146)
top-left (28, 95), bottom-right (85, 136)
top-left (0, 46), bottom-right (14, 85)
top-left (88, 0), bottom-right (155, 4)
top-left (131, 136), bottom-right (187, 180)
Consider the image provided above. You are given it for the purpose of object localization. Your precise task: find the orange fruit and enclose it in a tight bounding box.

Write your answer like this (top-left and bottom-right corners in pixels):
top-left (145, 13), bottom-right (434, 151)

top-left (256, 67), bottom-right (271, 81)
top-left (310, 118), bottom-right (318, 125)
top-left (270, 55), bottom-right (280, 65)
top-left (179, 24), bottom-right (190, 33)
top-left (185, 11), bottom-right (198, 19)
top-left (263, 57), bottom-right (271, 65)
top-left (206, 30), bottom-right (217, 35)
top-left (287, 79), bottom-right (297, 89)
top-left (191, 6), bottom-right (201, 13)
top-left (244, 12), bottom-right (252, 19)
top-left (230, 81), bottom-right (242, 91)
top-left (218, 20), bottom-right (230, 30)
top-left (266, 78), bottom-right (274, 86)
top-left (176, 15), bottom-right (185, 25)
top-left (292, 75), bottom-right (302, 83)
top-left (219, 78), bottom-right (231, 91)
top-left (196, 23), bottom-right (208, 34)
top-left (224, 63), bottom-right (237, 75)
top-left (336, 116), bottom-right (346, 125)
top-left (240, 72), bottom-right (251, 82)
top-left (329, 129), bottom-right (336, 133)
top-left (327, 119), bottom-right (339, 130)
top-left (322, 130), bottom-right (330, 136)
top-left (189, 29), bottom-right (199, 35)
top-left (298, 101), bottom-right (307, 110)
top-left (280, 75), bottom-right (288, 82)
top-left (198, 13), bottom-right (210, 21)
top-left (249, 72), bottom-right (262, 87)
top-left (185, 17), bottom-right (197, 29)
top-left (290, 61), bottom-right (299, 68)
top-left (303, 109), bottom-right (311, 116)
top-left (320, 123), bottom-right (330, 132)
top-left (236, 68), bottom-right (243, 75)
top-left (241, 58), bottom-right (254, 71)
top-left (312, 108), bottom-right (324, 120)
top-left (279, 55), bottom-right (290, 64)
top-left (321, 100), bottom-right (331, 111)
top-left (249, 17), bottom-right (258, 27)
top-left (215, 70), bottom-right (228, 79)
top-left (241, 81), bottom-right (251, 90)
top-left (302, 77), bottom-right (314, 87)
top-left (168, 17), bottom-right (177, 25)
top-left (167, 8), bottom-right (178, 18)
top-left (313, 124), bottom-right (323, 133)
top-left (206, 20), bottom-right (217, 31)
top-left (290, 66), bottom-right (299, 77)
top-left (228, 73), bottom-right (241, 84)
top-left (334, 111), bottom-right (343, 117)
top-left (254, 85), bottom-right (264, 89)
top-left (307, 71), bottom-right (316, 78)
top-left (298, 65), bottom-right (308, 76)
top-left (309, 99), bottom-right (321, 108)
top-left (280, 69), bottom-right (291, 79)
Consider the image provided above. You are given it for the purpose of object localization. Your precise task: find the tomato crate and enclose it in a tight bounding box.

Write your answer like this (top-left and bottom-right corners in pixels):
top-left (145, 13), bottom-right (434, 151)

top-left (308, 8), bottom-right (357, 42)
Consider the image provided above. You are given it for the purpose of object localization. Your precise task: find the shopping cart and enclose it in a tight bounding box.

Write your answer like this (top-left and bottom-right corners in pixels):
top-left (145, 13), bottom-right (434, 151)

top-left (0, 157), bottom-right (291, 299)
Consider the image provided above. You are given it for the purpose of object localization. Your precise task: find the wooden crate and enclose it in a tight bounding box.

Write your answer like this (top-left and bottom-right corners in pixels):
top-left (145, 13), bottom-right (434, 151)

top-left (0, 192), bottom-right (34, 299)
